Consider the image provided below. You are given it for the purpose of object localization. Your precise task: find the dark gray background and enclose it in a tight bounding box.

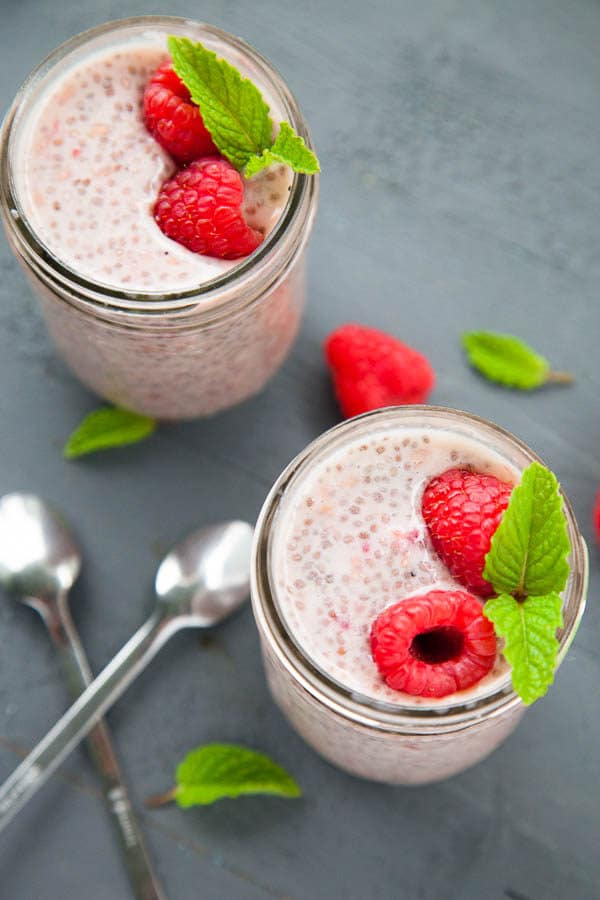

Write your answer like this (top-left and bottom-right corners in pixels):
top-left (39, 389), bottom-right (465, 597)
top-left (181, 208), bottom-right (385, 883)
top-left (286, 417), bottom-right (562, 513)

top-left (0, 1), bottom-right (599, 898)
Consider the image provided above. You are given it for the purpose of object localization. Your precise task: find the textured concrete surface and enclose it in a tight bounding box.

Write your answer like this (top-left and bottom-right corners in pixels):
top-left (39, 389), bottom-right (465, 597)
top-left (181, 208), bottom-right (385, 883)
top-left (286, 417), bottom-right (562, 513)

top-left (0, 1), bottom-right (599, 898)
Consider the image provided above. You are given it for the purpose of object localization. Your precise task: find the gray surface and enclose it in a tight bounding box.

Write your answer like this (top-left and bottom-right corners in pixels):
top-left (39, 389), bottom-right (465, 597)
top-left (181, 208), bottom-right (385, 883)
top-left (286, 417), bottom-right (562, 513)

top-left (0, 0), bottom-right (599, 897)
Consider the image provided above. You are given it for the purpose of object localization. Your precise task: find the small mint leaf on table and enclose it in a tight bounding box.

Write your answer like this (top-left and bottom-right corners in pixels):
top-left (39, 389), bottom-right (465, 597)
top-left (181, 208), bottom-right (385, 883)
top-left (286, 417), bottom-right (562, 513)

top-left (146, 744), bottom-right (301, 808)
top-left (168, 36), bottom-right (320, 176)
top-left (462, 331), bottom-right (573, 389)
top-left (484, 592), bottom-right (563, 705)
top-left (483, 462), bottom-right (571, 597)
top-left (245, 122), bottom-right (320, 178)
top-left (64, 407), bottom-right (156, 459)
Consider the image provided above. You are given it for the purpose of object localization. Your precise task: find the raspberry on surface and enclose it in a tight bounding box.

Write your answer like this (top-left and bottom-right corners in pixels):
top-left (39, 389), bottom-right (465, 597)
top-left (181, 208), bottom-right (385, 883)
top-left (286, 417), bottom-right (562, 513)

top-left (370, 590), bottom-right (497, 698)
top-left (594, 491), bottom-right (600, 546)
top-left (324, 324), bottom-right (435, 419)
top-left (154, 157), bottom-right (263, 260)
top-left (422, 468), bottom-right (513, 597)
top-left (143, 62), bottom-right (217, 163)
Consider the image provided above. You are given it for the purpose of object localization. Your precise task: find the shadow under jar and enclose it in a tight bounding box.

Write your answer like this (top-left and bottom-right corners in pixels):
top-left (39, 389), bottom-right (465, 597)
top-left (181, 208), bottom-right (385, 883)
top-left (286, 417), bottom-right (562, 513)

top-left (251, 407), bottom-right (588, 785)
top-left (0, 17), bottom-right (318, 420)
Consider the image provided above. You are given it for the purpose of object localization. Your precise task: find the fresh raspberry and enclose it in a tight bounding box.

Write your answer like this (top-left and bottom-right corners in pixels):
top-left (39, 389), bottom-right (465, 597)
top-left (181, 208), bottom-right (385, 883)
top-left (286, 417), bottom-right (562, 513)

top-left (143, 62), bottom-right (217, 163)
top-left (154, 157), bottom-right (263, 260)
top-left (422, 468), bottom-right (513, 597)
top-left (594, 491), bottom-right (600, 545)
top-left (324, 324), bottom-right (435, 419)
top-left (370, 589), bottom-right (497, 698)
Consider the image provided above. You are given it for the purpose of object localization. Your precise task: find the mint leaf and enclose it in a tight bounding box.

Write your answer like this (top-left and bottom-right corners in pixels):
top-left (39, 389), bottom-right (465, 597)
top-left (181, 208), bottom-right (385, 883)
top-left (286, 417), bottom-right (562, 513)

top-left (64, 408), bottom-right (156, 458)
top-left (168, 36), bottom-right (273, 170)
top-left (483, 462), bottom-right (571, 597)
top-left (482, 462), bottom-right (572, 705)
top-left (245, 122), bottom-right (320, 178)
top-left (484, 592), bottom-right (563, 704)
top-left (168, 37), bottom-right (320, 176)
top-left (462, 331), bottom-right (573, 389)
top-left (173, 744), bottom-right (301, 807)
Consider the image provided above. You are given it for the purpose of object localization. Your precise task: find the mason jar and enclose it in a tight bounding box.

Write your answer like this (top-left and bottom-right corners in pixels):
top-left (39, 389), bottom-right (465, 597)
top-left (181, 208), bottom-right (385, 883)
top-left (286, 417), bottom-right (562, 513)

top-left (0, 17), bottom-right (318, 420)
top-left (251, 407), bottom-right (588, 785)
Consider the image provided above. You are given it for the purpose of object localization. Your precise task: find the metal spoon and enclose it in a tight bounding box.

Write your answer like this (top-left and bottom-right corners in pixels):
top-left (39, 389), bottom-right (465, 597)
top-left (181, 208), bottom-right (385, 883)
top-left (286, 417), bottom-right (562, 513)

top-left (0, 493), bottom-right (165, 900)
top-left (0, 517), bottom-right (253, 833)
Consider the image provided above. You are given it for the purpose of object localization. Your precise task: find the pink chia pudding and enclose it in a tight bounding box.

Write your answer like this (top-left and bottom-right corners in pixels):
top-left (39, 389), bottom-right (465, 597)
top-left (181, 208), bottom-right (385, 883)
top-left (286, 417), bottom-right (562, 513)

top-left (17, 44), bottom-right (291, 292)
top-left (252, 407), bottom-right (587, 784)
top-left (270, 423), bottom-right (513, 706)
top-left (0, 18), bottom-right (318, 419)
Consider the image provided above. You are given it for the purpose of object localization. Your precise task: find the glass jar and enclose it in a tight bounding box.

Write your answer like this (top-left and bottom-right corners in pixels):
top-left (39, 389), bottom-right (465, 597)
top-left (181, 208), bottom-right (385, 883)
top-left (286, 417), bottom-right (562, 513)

top-left (0, 17), bottom-right (318, 419)
top-left (251, 407), bottom-right (588, 785)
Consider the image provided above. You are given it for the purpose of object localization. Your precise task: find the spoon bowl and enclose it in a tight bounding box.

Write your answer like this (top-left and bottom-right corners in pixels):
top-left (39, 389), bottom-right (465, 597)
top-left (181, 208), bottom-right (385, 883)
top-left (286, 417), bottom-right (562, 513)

top-left (0, 493), bottom-right (80, 604)
top-left (155, 521), bottom-right (254, 626)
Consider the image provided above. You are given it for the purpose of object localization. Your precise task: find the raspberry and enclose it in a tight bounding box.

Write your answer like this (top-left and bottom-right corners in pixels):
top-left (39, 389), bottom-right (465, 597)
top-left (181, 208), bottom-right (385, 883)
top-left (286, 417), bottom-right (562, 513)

top-left (422, 468), bottom-right (513, 597)
top-left (594, 491), bottom-right (600, 546)
top-left (143, 63), bottom-right (217, 163)
top-left (370, 590), bottom-right (497, 698)
top-left (154, 157), bottom-right (263, 260)
top-left (324, 324), bottom-right (435, 419)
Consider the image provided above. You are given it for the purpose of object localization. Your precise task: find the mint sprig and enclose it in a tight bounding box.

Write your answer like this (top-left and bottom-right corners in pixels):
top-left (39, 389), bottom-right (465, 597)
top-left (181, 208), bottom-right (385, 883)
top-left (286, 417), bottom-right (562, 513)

top-left (483, 462), bottom-right (571, 705)
top-left (64, 407), bottom-right (156, 459)
top-left (168, 36), bottom-right (319, 177)
top-left (146, 743), bottom-right (301, 808)
top-left (484, 593), bottom-right (563, 706)
top-left (483, 463), bottom-right (570, 597)
top-left (462, 331), bottom-right (573, 390)
top-left (245, 122), bottom-right (319, 177)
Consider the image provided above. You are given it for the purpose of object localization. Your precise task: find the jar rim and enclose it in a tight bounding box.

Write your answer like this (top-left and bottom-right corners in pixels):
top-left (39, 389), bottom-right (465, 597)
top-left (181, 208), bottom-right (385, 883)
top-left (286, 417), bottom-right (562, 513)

top-left (251, 406), bottom-right (588, 733)
top-left (0, 16), bottom-right (318, 315)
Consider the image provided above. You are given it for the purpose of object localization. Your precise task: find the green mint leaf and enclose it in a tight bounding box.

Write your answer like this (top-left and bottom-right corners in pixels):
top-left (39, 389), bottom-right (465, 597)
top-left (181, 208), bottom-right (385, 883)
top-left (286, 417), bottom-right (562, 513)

top-left (168, 36), bottom-right (273, 170)
top-left (245, 121), bottom-right (320, 177)
top-left (64, 408), bottom-right (156, 459)
top-left (484, 592), bottom-right (563, 704)
top-left (483, 462), bottom-right (571, 597)
top-left (462, 331), bottom-right (573, 389)
top-left (174, 744), bottom-right (301, 807)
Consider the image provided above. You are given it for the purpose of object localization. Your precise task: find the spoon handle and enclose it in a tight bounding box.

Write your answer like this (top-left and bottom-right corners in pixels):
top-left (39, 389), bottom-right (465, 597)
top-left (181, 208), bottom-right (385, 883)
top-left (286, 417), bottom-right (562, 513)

top-left (0, 610), bottom-right (174, 835)
top-left (47, 596), bottom-right (166, 900)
